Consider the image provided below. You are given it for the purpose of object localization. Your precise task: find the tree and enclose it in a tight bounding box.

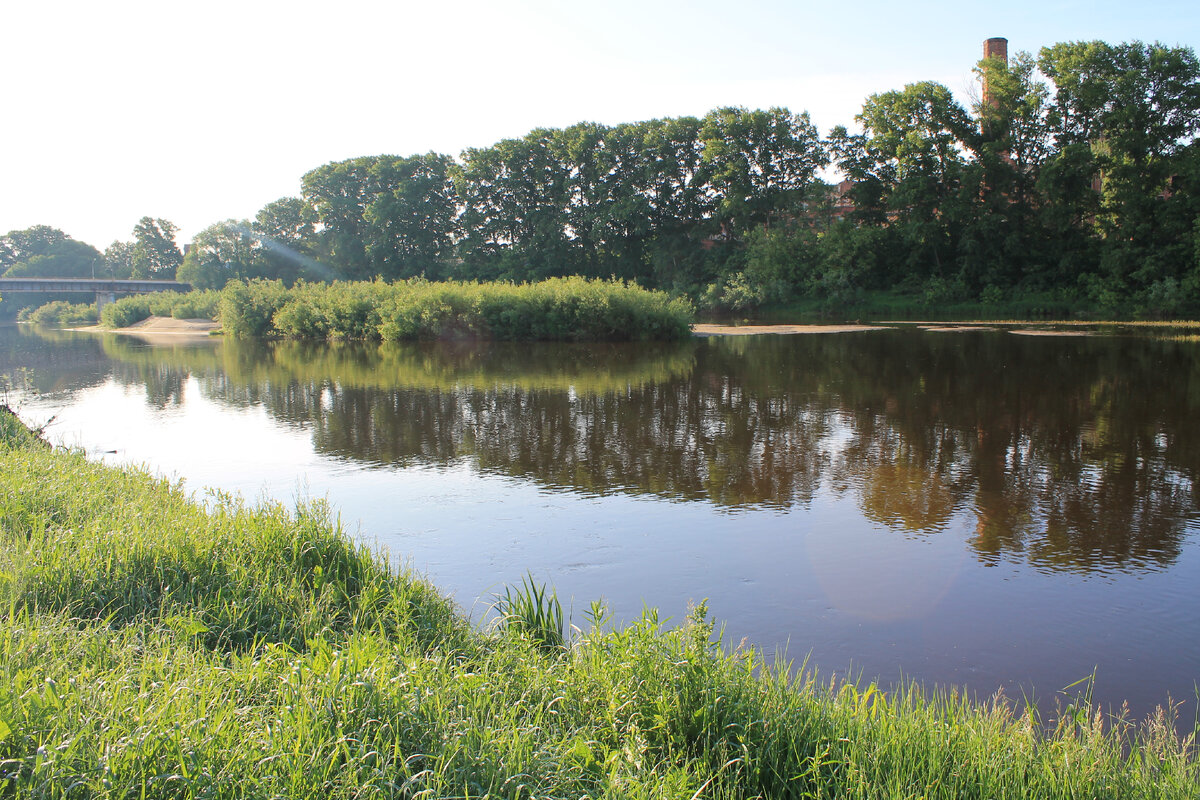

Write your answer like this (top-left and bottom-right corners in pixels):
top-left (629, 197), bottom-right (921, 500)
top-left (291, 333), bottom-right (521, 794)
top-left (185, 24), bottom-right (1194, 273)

top-left (302, 154), bottom-right (459, 281)
top-left (457, 132), bottom-right (572, 280)
top-left (253, 197), bottom-right (316, 250)
top-left (176, 220), bottom-right (261, 290)
top-left (103, 241), bottom-right (135, 279)
top-left (129, 217), bottom-right (183, 279)
top-left (848, 82), bottom-right (977, 281)
top-left (961, 50), bottom-right (1058, 289)
top-left (0, 226), bottom-right (102, 278)
top-left (1040, 41), bottom-right (1200, 293)
top-left (252, 197), bottom-right (325, 283)
top-left (700, 106), bottom-right (828, 237)
top-left (0, 226), bottom-right (71, 273)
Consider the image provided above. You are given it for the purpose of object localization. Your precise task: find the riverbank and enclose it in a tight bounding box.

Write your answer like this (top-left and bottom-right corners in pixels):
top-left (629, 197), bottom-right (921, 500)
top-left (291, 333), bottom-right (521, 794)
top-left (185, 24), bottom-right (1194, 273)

top-left (73, 315), bottom-right (220, 342)
top-left (1, 411), bottom-right (1195, 797)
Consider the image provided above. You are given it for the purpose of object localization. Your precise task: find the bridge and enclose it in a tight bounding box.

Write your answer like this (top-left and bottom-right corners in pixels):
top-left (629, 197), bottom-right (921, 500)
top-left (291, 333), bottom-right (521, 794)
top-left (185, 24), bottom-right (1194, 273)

top-left (0, 278), bottom-right (192, 311)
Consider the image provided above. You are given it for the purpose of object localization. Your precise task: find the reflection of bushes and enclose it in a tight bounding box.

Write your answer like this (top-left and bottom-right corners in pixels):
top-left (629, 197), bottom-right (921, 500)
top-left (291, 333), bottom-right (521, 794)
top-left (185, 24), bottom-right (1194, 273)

top-left (99, 336), bottom-right (699, 395)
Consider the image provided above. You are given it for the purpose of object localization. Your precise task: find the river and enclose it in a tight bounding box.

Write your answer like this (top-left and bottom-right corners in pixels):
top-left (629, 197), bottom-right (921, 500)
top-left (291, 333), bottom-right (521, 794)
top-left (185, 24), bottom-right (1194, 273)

top-left (3, 322), bottom-right (1198, 724)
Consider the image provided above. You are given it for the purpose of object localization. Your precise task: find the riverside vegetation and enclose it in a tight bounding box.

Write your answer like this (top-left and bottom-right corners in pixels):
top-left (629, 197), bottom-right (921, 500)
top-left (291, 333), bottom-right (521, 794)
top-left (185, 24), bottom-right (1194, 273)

top-left (5, 39), bottom-right (1200, 321)
top-left (1, 413), bottom-right (1197, 798)
top-left (95, 278), bottom-right (694, 342)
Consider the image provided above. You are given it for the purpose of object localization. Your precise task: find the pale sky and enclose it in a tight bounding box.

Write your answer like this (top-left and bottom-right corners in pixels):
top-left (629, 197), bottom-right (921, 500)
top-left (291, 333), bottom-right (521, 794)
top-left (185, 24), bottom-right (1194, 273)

top-left (2, 0), bottom-right (1197, 250)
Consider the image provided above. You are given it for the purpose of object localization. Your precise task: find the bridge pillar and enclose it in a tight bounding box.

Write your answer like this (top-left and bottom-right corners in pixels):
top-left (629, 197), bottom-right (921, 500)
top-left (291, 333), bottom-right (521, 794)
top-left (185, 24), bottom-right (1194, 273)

top-left (96, 291), bottom-right (117, 313)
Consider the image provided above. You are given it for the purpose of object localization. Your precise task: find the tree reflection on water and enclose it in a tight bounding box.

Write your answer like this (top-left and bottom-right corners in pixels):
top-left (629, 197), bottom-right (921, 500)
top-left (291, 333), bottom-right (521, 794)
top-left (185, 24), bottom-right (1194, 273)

top-left (22, 325), bottom-right (1200, 576)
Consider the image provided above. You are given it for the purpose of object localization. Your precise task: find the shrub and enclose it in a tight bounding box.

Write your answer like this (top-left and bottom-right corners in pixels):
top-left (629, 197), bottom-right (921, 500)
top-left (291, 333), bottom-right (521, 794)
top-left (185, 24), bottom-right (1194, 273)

top-left (223, 277), bottom-right (694, 341)
top-left (100, 295), bottom-right (155, 328)
top-left (218, 279), bottom-right (290, 338)
top-left (19, 300), bottom-right (98, 326)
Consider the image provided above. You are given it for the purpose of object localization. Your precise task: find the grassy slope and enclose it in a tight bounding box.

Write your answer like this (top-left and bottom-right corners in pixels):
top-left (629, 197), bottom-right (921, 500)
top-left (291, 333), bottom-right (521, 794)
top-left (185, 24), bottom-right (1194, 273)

top-left (0, 412), bottom-right (1196, 798)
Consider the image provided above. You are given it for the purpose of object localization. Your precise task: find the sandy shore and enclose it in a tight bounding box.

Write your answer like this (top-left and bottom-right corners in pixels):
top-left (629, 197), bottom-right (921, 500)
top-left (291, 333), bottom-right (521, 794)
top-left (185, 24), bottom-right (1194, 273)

top-left (692, 323), bottom-right (886, 336)
top-left (73, 316), bottom-right (220, 341)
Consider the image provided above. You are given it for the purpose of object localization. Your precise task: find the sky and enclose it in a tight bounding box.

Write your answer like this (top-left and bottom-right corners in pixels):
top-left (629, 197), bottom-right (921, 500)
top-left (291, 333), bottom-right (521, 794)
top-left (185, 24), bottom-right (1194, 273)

top-left (2, 0), bottom-right (1198, 250)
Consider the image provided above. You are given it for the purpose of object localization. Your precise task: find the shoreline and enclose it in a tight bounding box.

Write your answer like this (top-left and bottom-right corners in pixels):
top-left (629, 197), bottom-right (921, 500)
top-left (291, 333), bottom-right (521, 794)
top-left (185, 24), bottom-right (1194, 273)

top-left (1, 410), bottom-right (1195, 796)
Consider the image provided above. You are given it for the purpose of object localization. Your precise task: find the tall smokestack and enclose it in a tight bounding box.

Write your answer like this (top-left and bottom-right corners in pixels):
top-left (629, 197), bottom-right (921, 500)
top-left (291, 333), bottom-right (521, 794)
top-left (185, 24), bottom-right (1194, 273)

top-left (982, 37), bottom-right (1009, 109)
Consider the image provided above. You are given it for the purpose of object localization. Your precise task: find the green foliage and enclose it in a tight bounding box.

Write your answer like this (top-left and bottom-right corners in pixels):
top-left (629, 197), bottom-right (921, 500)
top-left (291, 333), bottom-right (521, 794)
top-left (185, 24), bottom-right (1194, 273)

top-left (99, 290), bottom-right (221, 328)
top-left (222, 277), bottom-right (694, 341)
top-left (17, 300), bottom-right (98, 326)
top-left (495, 574), bottom-right (565, 652)
top-left (217, 279), bottom-right (290, 337)
top-left (99, 296), bottom-right (155, 328)
top-left (129, 217), bottom-right (183, 279)
top-left (302, 154), bottom-right (459, 280)
top-left (0, 418), bottom-right (1196, 798)
top-left (9, 37), bottom-right (1200, 321)
top-left (0, 226), bottom-right (103, 279)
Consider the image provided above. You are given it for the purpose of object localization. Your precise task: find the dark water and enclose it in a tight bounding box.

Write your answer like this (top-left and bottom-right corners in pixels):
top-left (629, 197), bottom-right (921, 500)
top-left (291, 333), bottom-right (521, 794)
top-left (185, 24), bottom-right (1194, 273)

top-left (4, 323), bottom-right (1199, 723)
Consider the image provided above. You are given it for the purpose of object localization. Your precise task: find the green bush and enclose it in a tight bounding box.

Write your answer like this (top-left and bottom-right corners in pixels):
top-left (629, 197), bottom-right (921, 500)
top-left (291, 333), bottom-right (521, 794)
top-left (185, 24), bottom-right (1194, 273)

top-left (17, 300), bottom-right (98, 326)
top-left (218, 279), bottom-right (289, 337)
top-left (222, 277), bottom-right (694, 341)
top-left (99, 295), bottom-right (155, 328)
top-left (99, 290), bottom-right (223, 328)
top-left (169, 289), bottom-right (221, 320)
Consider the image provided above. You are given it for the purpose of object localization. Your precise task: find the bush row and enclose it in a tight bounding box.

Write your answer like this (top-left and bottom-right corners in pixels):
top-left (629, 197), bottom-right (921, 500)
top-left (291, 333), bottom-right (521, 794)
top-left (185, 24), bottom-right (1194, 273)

top-left (16, 300), bottom-right (98, 326)
top-left (97, 290), bottom-right (222, 328)
top-left (219, 277), bottom-right (695, 341)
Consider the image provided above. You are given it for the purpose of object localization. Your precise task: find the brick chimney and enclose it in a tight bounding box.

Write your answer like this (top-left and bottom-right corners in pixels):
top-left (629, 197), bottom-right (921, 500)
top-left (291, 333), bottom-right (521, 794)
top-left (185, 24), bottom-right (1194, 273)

top-left (982, 37), bottom-right (1009, 109)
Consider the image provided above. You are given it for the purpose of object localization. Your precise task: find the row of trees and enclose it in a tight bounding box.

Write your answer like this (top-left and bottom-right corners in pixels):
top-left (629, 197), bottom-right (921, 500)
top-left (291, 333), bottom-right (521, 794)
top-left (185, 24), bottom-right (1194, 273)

top-left (173, 105), bottom-right (827, 295)
top-left (5, 39), bottom-right (1199, 316)
top-left (0, 218), bottom-right (182, 282)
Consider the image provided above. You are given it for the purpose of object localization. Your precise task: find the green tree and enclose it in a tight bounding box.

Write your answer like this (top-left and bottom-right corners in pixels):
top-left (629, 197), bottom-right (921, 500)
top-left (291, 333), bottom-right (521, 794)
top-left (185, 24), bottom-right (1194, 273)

top-left (960, 50), bottom-right (1057, 290)
top-left (852, 82), bottom-right (977, 282)
top-left (302, 154), bottom-right (459, 280)
top-left (700, 107), bottom-right (828, 237)
top-left (252, 196), bottom-right (324, 283)
top-left (1040, 41), bottom-right (1200, 294)
top-left (0, 226), bottom-right (72, 273)
top-left (1, 227), bottom-right (102, 279)
top-left (457, 131), bottom-right (573, 280)
top-left (103, 240), bottom-right (135, 279)
top-left (129, 217), bottom-right (183, 279)
top-left (176, 221), bottom-right (261, 290)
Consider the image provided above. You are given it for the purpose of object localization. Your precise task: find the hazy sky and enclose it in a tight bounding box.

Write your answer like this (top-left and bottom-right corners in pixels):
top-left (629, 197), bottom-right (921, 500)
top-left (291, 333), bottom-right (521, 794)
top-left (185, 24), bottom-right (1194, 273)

top-left (2, 0), bottom-right (1197, 249)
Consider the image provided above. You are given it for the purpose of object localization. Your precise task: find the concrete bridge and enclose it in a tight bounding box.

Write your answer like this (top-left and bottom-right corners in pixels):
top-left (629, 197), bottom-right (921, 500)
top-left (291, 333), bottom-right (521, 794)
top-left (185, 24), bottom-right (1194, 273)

top-left (0, 278), bottom-right (192, 311)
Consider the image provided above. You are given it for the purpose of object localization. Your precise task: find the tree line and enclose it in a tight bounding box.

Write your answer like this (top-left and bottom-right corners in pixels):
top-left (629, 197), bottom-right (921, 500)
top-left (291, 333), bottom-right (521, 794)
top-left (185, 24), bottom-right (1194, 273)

top-left (4, 39), bottom-right (1199, 318)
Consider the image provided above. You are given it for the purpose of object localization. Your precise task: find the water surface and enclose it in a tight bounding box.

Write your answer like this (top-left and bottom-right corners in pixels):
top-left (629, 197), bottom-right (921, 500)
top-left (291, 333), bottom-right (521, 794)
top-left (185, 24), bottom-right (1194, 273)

top-left (4, 323), bottom-right (1198, 722)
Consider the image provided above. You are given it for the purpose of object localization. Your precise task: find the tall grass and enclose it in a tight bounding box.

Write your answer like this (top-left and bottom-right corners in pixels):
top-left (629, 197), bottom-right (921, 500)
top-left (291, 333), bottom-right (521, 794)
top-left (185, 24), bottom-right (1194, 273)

top-left (495, 573), bottom-right (565, 652)
top-left (1, 414), bottom-right (1196, 798)
top-left (92, 278), bottom-right (693, 342)
top-left (222, 277), bottom-right (694, 341)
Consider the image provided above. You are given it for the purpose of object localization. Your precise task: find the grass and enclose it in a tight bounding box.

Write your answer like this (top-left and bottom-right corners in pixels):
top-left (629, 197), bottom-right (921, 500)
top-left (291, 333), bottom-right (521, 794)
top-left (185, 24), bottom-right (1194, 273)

top-left (1, 411), bottom-right (1197, 798)
top-left (226, 277), bottom-right (695, 342)
top-left (93, 278), bottom-right (694, 342)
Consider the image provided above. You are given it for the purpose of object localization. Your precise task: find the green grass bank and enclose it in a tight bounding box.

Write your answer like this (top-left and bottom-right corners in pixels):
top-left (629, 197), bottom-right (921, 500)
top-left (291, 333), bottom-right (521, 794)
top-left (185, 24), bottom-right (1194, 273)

top-left (95, 278), bottom-right (694, 342)
top-left (0, 413), bottom-right (1196, 798)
